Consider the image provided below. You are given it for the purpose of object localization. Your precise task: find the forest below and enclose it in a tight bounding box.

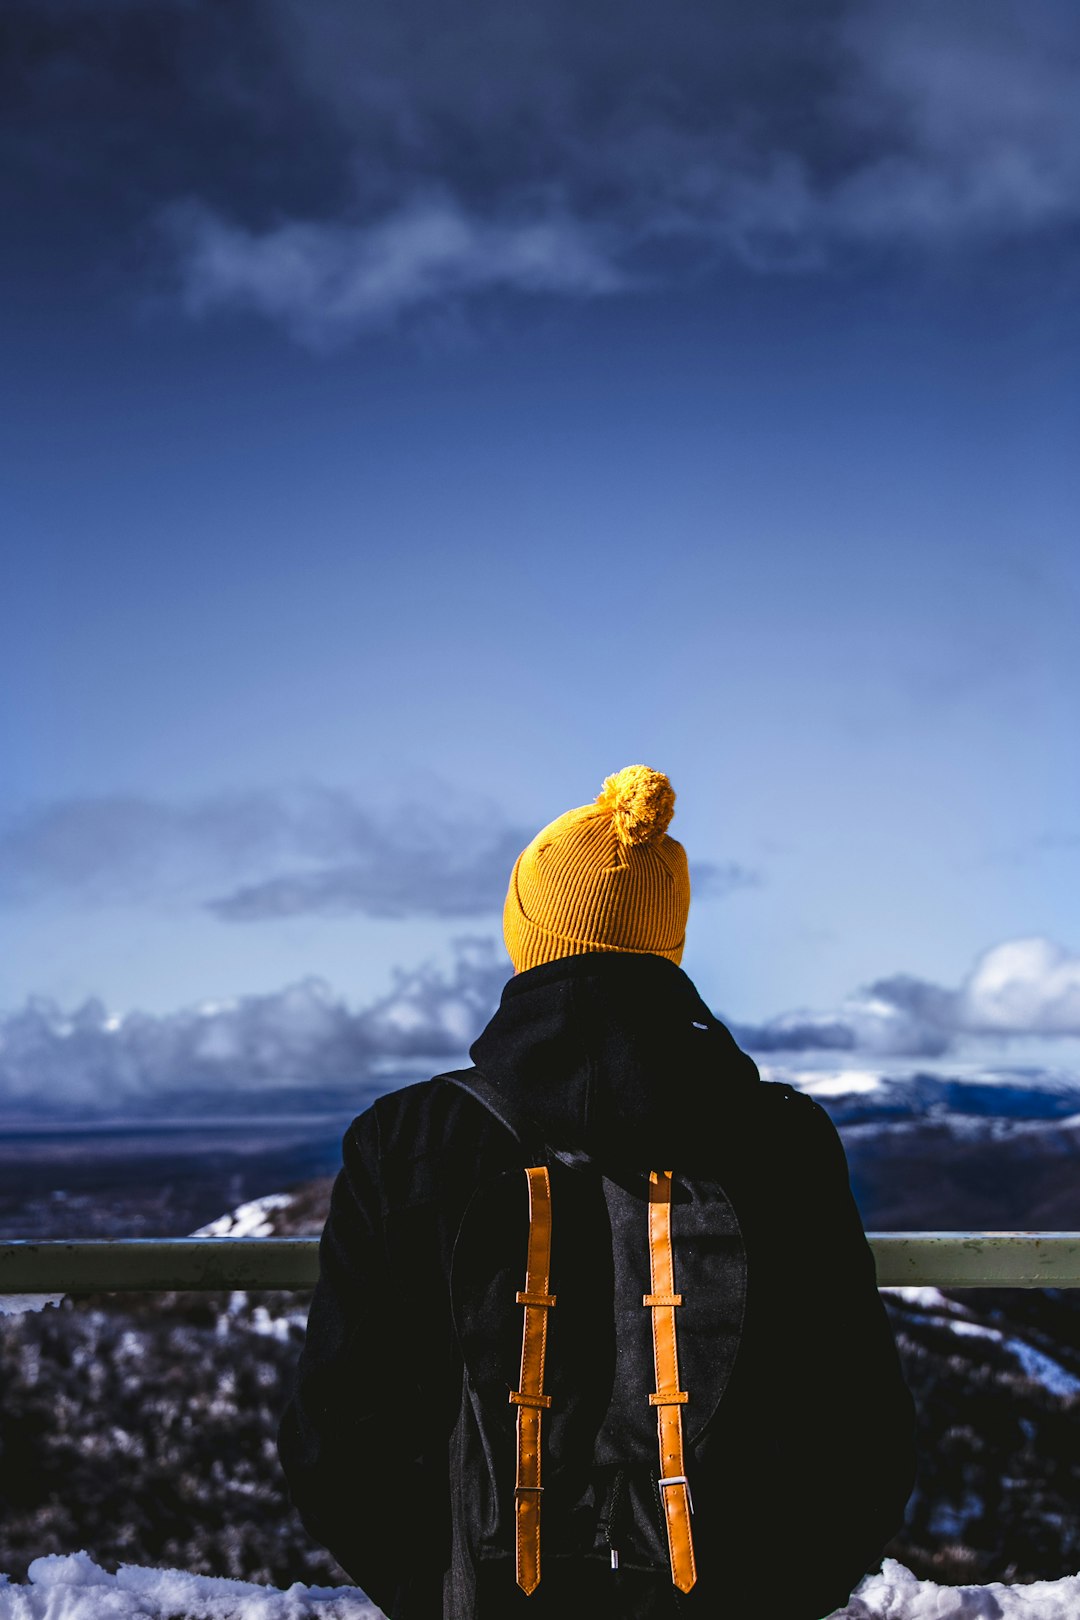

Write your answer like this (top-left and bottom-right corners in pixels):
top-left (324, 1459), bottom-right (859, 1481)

top-left (3, 1177), bottom-right (1080, 1592)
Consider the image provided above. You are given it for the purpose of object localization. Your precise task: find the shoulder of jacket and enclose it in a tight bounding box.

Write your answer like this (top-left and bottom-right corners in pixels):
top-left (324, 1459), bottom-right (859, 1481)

top-left (756, 1077), bottom-right (816, 1107)
top-left (345, 1070), bottom-right (505, 1160)
top-left (342, 1071), bottom-right (515, 1221)
top-left (754, 1079), bottom-right (838, 1132)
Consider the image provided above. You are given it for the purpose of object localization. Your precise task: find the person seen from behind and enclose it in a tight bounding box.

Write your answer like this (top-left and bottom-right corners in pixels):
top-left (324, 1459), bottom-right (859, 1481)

top-left (279, 766), bottom-right (916, 1618)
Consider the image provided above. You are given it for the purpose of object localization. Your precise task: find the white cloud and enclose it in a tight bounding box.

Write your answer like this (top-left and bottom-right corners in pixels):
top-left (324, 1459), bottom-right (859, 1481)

top-left (832, 1), bottom-right (1080, 240)
top-left (0, 939), bottom-right (508, 1116)
top-left (163, 192), bottom-right (627, 346)
top-left (5, 930), bottom-right (1079, 1114)
top-left (958, 938), bottom-right (1080, 1036)
top-left (735, 936), bottom-right (1080, 1055)
top-left (150, 0), bottom-right (1080, 342)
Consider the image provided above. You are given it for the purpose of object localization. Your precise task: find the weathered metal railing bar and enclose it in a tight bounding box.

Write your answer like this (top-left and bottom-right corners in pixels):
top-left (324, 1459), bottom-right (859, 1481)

top-left (871, 1232), bottom-right (1080, 1288)
top-left (0, 1238), bottom-right (317, 1293)
top-left (4, 1234), bottom-right (1080, 1293)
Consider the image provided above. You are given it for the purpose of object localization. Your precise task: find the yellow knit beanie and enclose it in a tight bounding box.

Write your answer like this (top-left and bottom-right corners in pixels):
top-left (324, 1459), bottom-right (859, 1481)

top-left (503, 765), bottom-right (690, 973)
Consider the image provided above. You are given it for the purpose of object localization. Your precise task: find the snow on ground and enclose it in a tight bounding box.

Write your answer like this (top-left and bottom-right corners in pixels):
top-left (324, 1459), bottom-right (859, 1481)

top-left (192, 1194), bottom-right (295, 1239)
top-left (882, 1285), bottom-right (1080, 1401)
top-left (4, 1555), bottom-right (1080, 1619)
top-left (0, 1292), bottom-right (64, 1318)
top-left (0, 1552), bottom-right (382, 1619)
top-left (213, 1288), bottom-right (309, 1343)
top-left (836, 1557), bottom-right (1080, 1617)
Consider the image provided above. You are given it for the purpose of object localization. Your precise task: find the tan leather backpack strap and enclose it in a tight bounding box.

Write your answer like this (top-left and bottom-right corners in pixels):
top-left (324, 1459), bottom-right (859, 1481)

top-left (644, 1169), bottom-right (697, 1593)
top-left (510, 1165), bottom-right (556, 1595)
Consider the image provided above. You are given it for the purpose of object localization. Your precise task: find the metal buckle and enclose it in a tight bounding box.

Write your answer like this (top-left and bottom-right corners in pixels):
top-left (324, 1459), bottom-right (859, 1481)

top-left (658, 1474), bottom-right (694, 1513)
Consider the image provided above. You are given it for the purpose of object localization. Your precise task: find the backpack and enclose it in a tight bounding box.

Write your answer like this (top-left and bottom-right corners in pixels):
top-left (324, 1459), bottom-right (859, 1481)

top-left (447, 1153), bottom-right (747, 1611)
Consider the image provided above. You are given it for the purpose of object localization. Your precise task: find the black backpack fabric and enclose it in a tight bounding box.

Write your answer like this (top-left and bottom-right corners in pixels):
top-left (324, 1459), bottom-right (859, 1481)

top-left (278, 954), bottom-right (916, 1620)
top-left (446, 1139), bottom-right (747, 1615)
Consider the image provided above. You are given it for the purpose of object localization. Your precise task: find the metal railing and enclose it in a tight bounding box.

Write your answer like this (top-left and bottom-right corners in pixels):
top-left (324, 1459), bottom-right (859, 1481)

top-left (3, 1233), bottom-right (1080, 1293)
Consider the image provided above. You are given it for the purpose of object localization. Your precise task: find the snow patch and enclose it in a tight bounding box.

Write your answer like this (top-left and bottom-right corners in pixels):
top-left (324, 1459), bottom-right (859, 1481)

top-left (885, 1291), bottom-right (1080, 1401)
top-left (0, 1551), bottom-right (383, 1619)
top-left (192, 1194), bottom-right (294, 1239)
top-left (836, 1556), bottom-right (1080, 1616)
top-left (1003, 1337), bottom-right (1080, 1401)
top-left (5, 1555), bottom-right (1080, 1618)
top-left (0, 1293), bottom-right (65, 1317)
top-left (881, 1286), bottom-right (954, 1311)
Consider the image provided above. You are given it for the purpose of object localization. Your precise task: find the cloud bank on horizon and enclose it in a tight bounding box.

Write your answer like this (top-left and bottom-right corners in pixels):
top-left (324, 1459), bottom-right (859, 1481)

top-left (732, 938), bottom-right (1080, 1057)
top-left (0, 940), bottom-right (508, 1116)
top-left (3, 935), bottom-right (1080, 1117)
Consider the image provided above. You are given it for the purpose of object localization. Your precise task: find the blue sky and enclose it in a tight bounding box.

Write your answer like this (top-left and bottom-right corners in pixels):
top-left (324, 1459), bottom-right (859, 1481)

top-left (2, 0), bottom-right (1079, 1074)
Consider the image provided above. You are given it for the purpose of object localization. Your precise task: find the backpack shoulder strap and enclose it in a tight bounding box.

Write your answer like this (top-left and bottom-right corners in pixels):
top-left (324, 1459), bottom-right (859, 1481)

top-left (645, 1168), bottom-right (697, 1593)
top-left (511, 1166), bottom-right (556, 1595)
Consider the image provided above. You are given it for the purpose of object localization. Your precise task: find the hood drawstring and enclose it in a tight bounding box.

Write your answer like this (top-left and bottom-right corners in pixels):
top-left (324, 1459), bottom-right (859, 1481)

top-left (598, 1465), bottom-right (627, 1572)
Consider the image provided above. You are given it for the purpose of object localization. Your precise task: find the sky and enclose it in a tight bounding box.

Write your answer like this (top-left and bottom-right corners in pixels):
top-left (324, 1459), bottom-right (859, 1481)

top-left (2, 0), bottom-right (1079, 1096)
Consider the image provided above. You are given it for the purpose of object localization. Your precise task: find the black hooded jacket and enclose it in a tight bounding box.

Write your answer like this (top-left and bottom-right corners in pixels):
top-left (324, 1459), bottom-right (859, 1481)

top-left (278, 953), bottom-right (916, 1619)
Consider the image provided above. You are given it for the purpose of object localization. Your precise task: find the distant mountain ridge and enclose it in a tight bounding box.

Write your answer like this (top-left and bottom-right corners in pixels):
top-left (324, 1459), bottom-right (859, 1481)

top-left (786, 1063), bottom-right (1080, 1126)
top-left (761, 1063), bottom-right (1080, 1230)
top-left (6, 1041), bottom-right (1080, 1230)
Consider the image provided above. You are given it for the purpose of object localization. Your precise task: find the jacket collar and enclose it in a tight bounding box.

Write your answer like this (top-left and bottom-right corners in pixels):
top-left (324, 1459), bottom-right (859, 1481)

top-left (464, 951), bottom-right (758, 1163)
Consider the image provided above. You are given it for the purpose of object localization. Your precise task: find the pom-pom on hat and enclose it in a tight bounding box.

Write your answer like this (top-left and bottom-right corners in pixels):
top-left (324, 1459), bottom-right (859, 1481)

top-left (503, 765), bottom-right (691, 973)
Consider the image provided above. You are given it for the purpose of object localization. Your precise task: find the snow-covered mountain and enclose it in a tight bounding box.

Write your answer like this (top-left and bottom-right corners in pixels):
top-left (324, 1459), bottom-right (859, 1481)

top-left (758, 1060), bottom-right (1080, 1229)
top-left (781, 1060), bottom-right (1080, 1129)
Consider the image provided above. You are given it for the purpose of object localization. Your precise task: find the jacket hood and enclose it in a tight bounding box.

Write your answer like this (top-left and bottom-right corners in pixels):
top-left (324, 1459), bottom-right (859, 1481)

top-left (462, 951), bottom-right (759, 1165)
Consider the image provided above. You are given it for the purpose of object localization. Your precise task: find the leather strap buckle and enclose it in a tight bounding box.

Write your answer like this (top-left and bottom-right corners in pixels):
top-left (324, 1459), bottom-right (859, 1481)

top-left (659, 1474), bottom-right (695, 1513)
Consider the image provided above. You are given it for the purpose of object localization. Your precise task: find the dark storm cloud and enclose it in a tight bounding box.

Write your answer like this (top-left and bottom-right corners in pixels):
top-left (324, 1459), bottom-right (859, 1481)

top-left (0, 789), bottom-right (756, 922)
top-left (7, 0), bottom-right (1080, 341)
top-left (862, 972), bottom-right (962, 1034)
top-left (206, 849), bottom-right (754, 922)
top-left (728, 1017), bottom-right (861, 1055)
top-left (730, 1007), bottom-right (951, 1058)
top-left (0, 794), bottom-right (295, 907)
top-left (0, 788), bottom-right (527, 919)
top-left (205, 834), bottom-right (526, 922)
